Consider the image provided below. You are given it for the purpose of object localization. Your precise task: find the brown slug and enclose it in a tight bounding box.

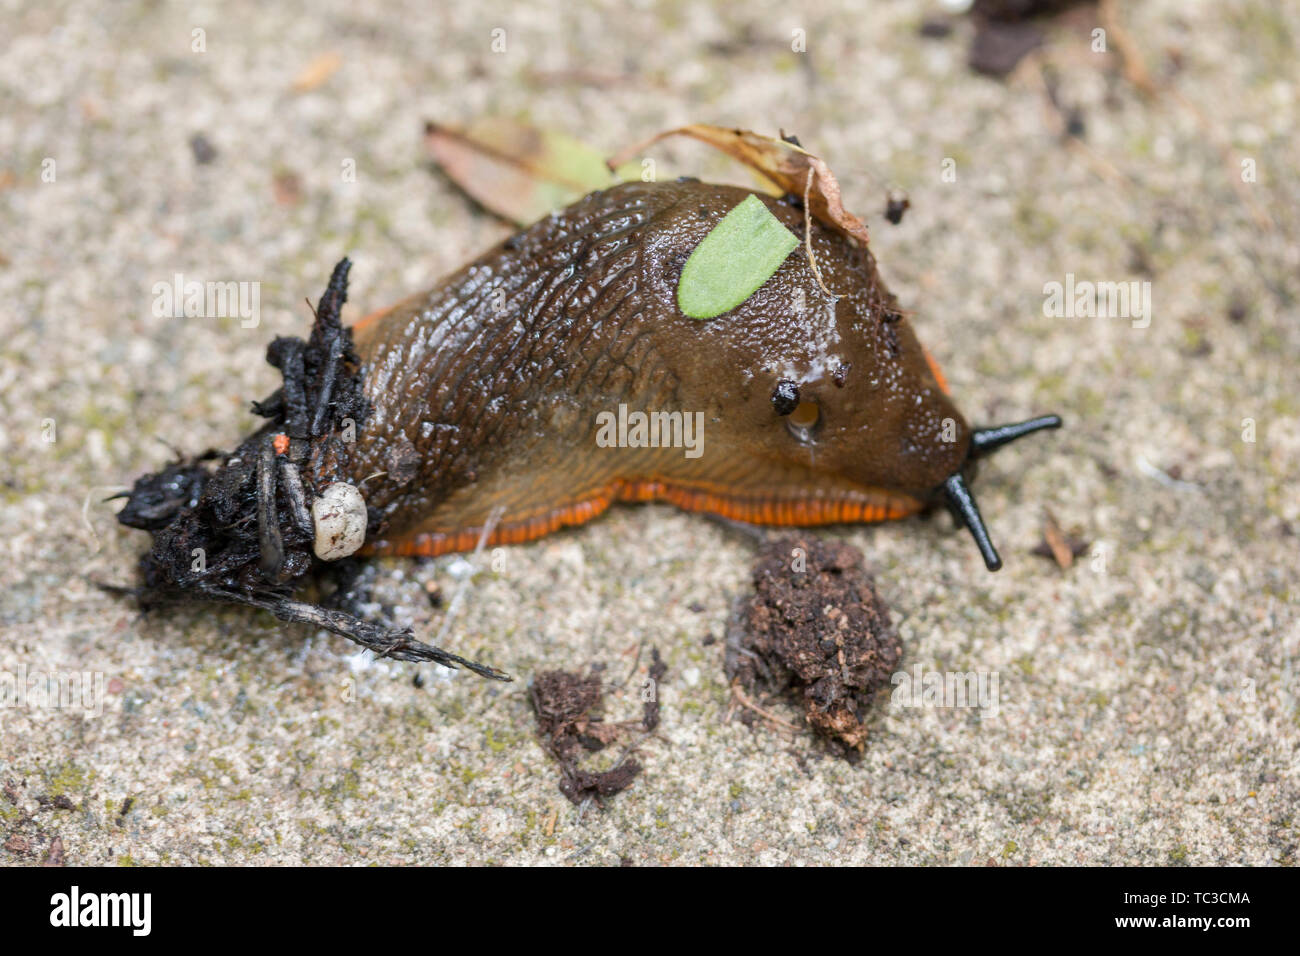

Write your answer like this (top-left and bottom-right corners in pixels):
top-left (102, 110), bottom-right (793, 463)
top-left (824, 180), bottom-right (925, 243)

top-left (320, 179), bottom-right (1058, 566)
top-left (115, 174), bottom-right (1060, 677)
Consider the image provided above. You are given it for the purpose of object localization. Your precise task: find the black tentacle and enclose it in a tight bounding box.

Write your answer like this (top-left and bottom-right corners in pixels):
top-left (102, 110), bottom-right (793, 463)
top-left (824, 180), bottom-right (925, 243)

top-left (970, 415), bottom-right (1062, 458)
top-left (944, 472), bottom-right (1002, 572)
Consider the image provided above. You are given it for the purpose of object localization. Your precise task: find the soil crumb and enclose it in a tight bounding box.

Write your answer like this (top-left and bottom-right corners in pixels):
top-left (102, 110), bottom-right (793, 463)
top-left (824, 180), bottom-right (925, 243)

top-left (530, 668), bottom-right (643, 805)
top-left (725, 535), bottom-right (901, 754)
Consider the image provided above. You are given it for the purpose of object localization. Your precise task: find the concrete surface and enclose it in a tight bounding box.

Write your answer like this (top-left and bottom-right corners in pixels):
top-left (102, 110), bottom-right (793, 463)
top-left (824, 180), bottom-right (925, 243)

top-left (0, 0), bottom-right (1297, 865)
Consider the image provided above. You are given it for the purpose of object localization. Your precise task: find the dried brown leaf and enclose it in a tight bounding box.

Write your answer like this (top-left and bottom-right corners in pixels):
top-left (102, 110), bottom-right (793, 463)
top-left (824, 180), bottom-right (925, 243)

top-left (1042, 509), bottom-right (1074, 569)
top-left (606, 125), bottom-right (871, 248)
top-left (424, 119), bottom-right (616, 227)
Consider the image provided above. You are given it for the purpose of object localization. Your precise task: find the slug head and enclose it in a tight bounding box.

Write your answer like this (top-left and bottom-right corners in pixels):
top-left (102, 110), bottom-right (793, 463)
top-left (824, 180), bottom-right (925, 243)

top-left (646, 182), bottom-right (1060, 569)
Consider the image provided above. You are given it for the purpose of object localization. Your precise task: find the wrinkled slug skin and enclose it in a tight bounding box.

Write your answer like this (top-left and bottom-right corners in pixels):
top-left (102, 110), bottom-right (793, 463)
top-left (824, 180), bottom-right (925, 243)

top-left (307, 180), bottom-right (970, 557)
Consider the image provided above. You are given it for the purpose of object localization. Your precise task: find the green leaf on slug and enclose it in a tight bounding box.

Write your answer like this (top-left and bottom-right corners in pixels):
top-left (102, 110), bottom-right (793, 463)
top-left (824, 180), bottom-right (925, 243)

top-left (677, 194), bottom-right (800, 319)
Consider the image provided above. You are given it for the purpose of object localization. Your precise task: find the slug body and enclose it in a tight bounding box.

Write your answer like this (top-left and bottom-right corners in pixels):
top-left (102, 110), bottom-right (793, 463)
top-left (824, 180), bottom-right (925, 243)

top-left (311, 180), bottom-right (993, 560)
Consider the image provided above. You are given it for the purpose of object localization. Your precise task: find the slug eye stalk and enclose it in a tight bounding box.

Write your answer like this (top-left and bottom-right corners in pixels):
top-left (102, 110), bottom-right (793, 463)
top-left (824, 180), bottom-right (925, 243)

top-left (969, 415), bottom-right (1063, 458)
top-left (944, 414), bottom-right (1063, 571)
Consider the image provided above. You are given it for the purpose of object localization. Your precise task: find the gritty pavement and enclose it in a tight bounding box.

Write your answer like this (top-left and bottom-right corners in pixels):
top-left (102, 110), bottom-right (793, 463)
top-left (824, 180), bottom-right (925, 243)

top-left (0, 0), bottom-right (1297, 865)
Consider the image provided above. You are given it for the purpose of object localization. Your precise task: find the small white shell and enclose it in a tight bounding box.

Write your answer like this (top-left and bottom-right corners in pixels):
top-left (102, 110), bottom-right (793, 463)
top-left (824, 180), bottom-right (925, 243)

top-left (311, 482), bottom-right (367, 560)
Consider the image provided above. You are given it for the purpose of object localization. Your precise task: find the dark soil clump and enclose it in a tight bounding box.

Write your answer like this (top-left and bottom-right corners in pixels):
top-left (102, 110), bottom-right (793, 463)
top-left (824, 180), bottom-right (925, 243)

top-left (725, 535), bottom-right (901, 754)
top-left (530, 668), bottom-right (643, 805)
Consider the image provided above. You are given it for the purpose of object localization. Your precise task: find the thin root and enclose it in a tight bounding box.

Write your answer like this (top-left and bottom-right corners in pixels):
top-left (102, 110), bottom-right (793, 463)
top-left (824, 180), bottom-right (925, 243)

top-left (728, 679), bottom-right (801, 734)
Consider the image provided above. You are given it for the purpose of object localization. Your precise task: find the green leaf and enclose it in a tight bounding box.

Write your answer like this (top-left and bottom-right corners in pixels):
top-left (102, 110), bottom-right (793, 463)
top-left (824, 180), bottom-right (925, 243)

top-left (677, 194), bottom-right (800, 319)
